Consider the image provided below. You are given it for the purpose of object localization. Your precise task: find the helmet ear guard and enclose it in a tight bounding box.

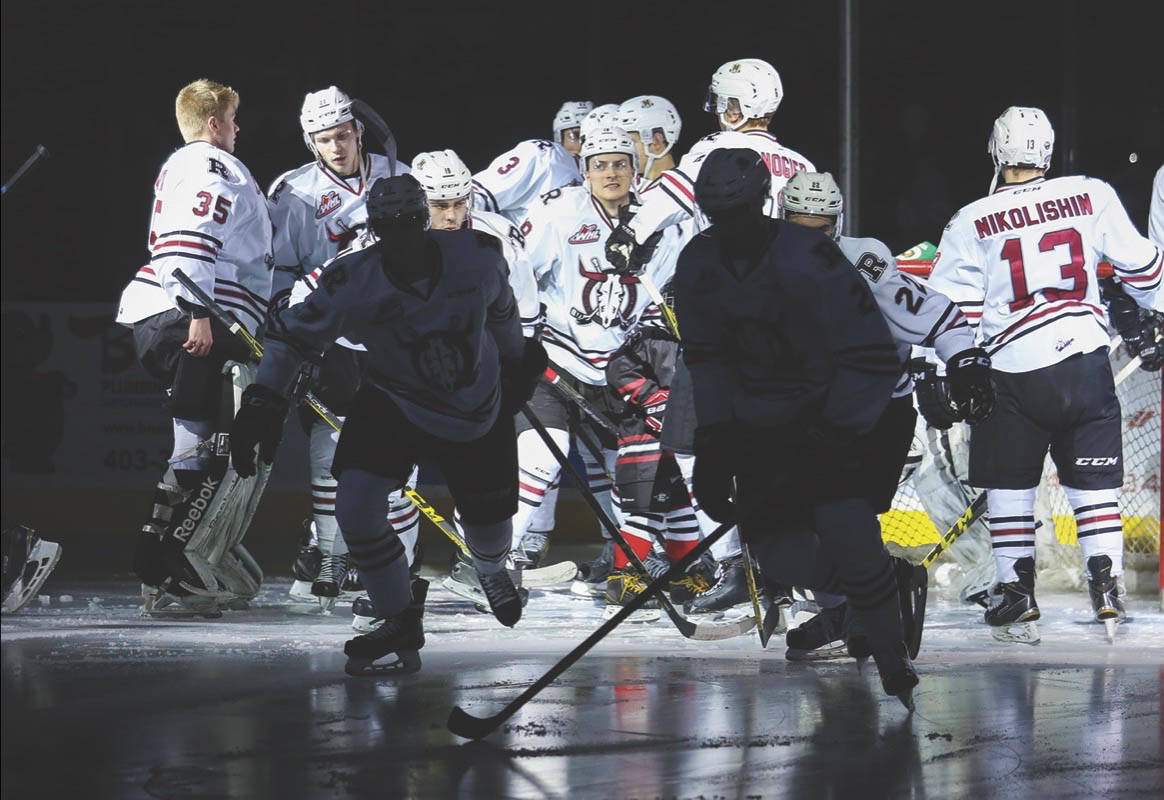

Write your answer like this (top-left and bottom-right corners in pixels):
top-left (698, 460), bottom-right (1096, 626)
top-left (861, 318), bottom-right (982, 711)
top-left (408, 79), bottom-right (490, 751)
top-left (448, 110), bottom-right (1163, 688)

top-left (779, 170), bottom-right (844, 239)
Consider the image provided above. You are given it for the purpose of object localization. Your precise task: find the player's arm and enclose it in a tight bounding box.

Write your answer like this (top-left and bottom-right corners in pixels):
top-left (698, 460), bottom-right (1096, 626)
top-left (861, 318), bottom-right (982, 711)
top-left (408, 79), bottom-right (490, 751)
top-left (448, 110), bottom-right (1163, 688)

top-left (471, 141), bottom-right (538, 215)
top-left (607, 330), bottom-right (672, 434)
top-left (927, 218), bottom-right (988, 330)
top-left (1094, 179), bottom-right (1162, 311)
top-left (855, 238), bottom-right (976, 361)
top-left (673, 250), bottom-right (736, 428)
top-left (267, 173), bottom-right (313, 288)
top-left (482, 246), bottom-right (525, 363)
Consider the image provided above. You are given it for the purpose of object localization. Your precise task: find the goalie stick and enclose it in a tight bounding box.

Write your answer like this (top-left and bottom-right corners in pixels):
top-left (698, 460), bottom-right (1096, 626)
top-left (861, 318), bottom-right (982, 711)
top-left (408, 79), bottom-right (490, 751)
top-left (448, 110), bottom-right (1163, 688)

top-left (1, 144), bottom-right (49, 197)
top-left (447, 514), bottom-right (735, 740)
top-left (170, 269), bottom-right (573, 584)
top-left (521, 405), bottom-right (753, 641)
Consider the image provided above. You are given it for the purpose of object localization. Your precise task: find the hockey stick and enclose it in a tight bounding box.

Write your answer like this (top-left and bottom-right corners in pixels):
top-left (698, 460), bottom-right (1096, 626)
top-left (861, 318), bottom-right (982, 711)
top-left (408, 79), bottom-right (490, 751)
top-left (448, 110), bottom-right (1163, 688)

top-left (521, 405), bottom-right (752, 641)
top-left (638, 272), bottom-right (680, 339)
top-left (919, 492), bottom-right (988, 569)
top-left (541, 367), bottom-right (620, 436)
top-left (447, 513), bottom-right (735, 740)
top-left (1, 144), bottom-right (49, 197)
top-left (349, 99), bottom-right (398, 176)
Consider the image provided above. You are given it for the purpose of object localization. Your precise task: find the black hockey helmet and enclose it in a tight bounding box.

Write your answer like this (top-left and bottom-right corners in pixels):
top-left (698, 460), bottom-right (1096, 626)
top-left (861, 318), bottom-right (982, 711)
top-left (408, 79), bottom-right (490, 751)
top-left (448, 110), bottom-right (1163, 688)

top-left (694, 148), bottom-right (771, 220)
top-left (367, 175), bottom-right (430, 235)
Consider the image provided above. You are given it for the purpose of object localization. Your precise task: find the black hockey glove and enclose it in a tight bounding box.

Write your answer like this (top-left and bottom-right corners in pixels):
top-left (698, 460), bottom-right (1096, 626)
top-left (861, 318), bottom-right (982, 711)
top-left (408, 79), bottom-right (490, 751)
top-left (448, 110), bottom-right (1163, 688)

top-left (231, 383), bottom-right (289, 478)
top-left (692, 423), bottom-right (737, 524)
top-left (1105, 276), bottom-right (1164, 370)
top-left (607, 207), bottom-right (665, 275)
top-left (500, 339), bottom-right (549, 415)
top-left (946, 347), bottom-right (995, 424)
top-left (1131, 312), bottom-right (1163, 371)
top-left (908, 357), bottom-right (959, 430)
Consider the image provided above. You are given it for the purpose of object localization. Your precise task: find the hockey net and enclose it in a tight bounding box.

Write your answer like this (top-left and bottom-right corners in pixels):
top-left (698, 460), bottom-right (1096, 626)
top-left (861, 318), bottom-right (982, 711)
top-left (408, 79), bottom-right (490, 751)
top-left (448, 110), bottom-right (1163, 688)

top-left (882, 250), bottom-right (1161, 594)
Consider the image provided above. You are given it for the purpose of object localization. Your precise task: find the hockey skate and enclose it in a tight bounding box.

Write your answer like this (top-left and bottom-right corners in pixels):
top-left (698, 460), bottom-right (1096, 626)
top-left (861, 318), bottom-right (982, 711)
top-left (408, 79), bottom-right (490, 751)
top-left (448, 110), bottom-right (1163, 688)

top-left (683, 555), bottom-right (756, 619)
top-left (311, 553), bottom-right (350, 614)
top-left (344, 578), bottom-right (427, 676)
top-left (785, 602), bottom-right (848, 661)
top-left (442, 554), bottom-right (528, 613)
top-left (603, 567), bottom-right (661, 623)
top-left (478, 567), bottom-right (523, 627)
top-left (289, 519), bottom-right (322, 604)
top-left (351, 595), bottom-right (378, 633)
top-left (668, 554), bottom-right (715, 605)
top-left (1, 525), bottom-right (63, 613)
top-left (1086, 555), bottom-right (1125, 644)
top-left (984, 556), bottom-right (1040, 644)
top-left (572, 540), bottom-right (615, 597)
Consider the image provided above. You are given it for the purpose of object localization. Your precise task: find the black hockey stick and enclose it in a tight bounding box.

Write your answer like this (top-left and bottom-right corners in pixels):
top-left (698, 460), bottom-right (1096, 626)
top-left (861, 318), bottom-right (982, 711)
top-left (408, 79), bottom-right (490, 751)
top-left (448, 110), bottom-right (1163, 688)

top-left (1, 144), bottom-right (49, 197)
top-left (349, 99), bottom-right (398, 176)
top-left (447, 513), bottom-right (735, 740)
top-left (541, 367), bottom-right (620, 436)
top-left (521, 405), bottom-right (752, 641)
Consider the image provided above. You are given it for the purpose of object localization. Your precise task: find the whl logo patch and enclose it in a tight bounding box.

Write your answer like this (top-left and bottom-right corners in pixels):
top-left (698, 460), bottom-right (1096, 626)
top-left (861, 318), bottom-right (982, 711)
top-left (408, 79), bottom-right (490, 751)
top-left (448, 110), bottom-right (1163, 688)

top-left (316, 190), bottom-right (342, 219)
top-left (568, 223), bottom-right (601, 245)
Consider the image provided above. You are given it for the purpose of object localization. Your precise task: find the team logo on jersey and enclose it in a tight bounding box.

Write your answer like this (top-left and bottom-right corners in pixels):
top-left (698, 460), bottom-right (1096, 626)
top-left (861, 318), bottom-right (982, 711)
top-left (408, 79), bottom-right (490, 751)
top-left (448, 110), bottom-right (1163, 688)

top-left (570, 257), bottom-right (639, 330)
top-left (568, 223), bottom-right (601, 245)
top-left (316, 190), bottom-right (342, 219)
top-left (407, 321), bottom-right (476, 393)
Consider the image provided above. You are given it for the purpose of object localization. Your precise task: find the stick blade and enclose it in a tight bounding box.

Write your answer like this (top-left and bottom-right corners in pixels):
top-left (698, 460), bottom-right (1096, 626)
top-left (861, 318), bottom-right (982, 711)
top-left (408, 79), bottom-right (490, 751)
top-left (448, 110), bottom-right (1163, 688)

top-left (447, 705), bottom-right (497, 740)
top-left (691, 614), bottom-right (756, 641)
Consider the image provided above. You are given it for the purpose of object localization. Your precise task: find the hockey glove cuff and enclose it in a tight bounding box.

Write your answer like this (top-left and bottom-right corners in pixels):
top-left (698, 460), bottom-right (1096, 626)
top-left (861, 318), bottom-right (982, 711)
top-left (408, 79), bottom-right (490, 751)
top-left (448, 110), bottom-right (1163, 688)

top-left (640, 388), bottom-right (669, 434)
top-left (231, 383), bottom-right (289, 478)
top-left (947, 347), bottom-right (995, 424)
top-left (605, 222), bottom-right (638, 274)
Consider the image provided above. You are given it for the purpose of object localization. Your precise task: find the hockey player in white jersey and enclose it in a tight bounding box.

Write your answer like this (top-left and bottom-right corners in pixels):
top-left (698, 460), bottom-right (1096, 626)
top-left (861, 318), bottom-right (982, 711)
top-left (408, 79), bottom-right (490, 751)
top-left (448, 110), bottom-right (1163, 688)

top-left (929, 106), bottom-right (1163, 643)
top-left (615, 95), bottom-right (682, 185)
top-left (776, 170), bottom-right (979, 659)
top-left (116, 79), bottom-right (273, 616)
top-left (267, 86), bottom-right (414, 611)
top-left (471, 102), bottom-right (586, 225)
top-left (605, 58), bottom-right (814, 273)
top-left (513, 128), bottom-right (685, 605)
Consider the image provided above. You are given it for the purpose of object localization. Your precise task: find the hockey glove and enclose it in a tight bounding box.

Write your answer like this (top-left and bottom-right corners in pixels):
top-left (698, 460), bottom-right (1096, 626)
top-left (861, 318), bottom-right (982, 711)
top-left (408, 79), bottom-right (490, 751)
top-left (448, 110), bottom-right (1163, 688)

top-left (908, 357), bottom-right (959, 430)
top-left (605, 222), bottom-right (637, 274)
top-left (231, 383), bottom-right (289, 478)
top-left (692, 423), bottom-right (737, 523)
top-left (946, 347), bottom-right (995, 424)
top-left (500, 339), bottom-right (549, 415)
top-left (640, 388), bottom-right (669, 434)
top-left (1131, 312), bottom-right (1163, 371)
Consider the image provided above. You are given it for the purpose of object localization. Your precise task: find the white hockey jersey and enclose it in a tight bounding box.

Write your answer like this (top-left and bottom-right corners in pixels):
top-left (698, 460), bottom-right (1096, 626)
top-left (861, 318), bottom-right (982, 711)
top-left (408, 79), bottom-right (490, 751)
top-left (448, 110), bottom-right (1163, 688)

top-left (471, 139), bottom-right (583, 225)
top-left (519, 186), bottom-right (684, 385)
top-left (116, 142), bottom-right (273, 333)
top-left (837, 235), bottom-right (975, 396)
top-left (627, 129), bottom-right (814, 244)
top-left (267, 153), bottom-right (410, 298)
top-left (929, 175), bottom-right (1163, 373)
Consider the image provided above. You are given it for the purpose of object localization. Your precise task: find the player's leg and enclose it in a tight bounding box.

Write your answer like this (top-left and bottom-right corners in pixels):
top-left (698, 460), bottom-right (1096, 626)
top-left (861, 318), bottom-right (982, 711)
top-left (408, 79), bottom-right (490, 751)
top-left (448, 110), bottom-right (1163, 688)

top-left (655, 453), bottom-right (715, 605)
top-left (351, 464), bottom-right (421, 633)
top-left (1, 524), bottom-right (63, 613)
top-left (969, 367), bottom-right (1052, 643)
top-left (1049, 350), bottom-right (1127, 633)
top-left (509, 382), bottom-right (571, 558)
top-left (441, 407), bottom-right (524, 627)
top-left (331, 386), bottom-right (427, 675)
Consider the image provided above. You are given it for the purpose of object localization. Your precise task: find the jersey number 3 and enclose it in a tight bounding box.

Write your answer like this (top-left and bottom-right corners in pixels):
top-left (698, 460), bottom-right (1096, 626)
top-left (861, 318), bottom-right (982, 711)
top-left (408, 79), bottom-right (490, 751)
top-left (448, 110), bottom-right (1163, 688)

top-left (1001, 227), bottom-right (1085, 313)
top-left (193, 191), bottom-right (232, 224)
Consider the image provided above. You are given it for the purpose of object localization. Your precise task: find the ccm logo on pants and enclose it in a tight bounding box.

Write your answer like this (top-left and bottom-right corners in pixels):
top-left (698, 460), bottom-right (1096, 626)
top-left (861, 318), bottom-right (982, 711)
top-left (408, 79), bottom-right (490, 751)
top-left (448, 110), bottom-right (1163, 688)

top-left (1075, 457), bottom-right (1119, 466)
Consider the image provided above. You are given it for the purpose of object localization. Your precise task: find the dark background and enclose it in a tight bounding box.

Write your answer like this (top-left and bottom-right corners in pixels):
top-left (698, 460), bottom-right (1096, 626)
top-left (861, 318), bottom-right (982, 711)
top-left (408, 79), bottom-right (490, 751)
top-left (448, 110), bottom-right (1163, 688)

top-left (2, 0), bottom-right (1161, 307)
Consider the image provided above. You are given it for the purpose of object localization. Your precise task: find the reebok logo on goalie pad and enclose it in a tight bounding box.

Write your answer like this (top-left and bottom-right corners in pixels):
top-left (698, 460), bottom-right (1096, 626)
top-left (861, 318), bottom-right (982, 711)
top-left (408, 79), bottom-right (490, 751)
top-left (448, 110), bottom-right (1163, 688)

top-left (174, 477), bottom-right (220, 542)
top-left (1075, 457), bottom-right (1118, 466)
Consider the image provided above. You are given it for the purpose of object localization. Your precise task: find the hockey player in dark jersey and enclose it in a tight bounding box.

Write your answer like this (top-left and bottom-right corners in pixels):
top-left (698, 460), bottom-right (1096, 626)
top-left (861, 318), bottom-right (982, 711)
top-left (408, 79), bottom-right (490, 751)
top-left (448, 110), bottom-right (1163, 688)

top-left (675, 148), bottom-right (918, 708)
top-left (230, 175), bottom-right (546, 675)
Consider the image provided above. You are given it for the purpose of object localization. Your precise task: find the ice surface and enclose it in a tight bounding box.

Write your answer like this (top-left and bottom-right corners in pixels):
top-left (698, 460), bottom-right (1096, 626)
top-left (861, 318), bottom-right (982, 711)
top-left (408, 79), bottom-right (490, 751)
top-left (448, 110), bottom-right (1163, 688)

top-left (3, 576), bottom-right (1162, 798)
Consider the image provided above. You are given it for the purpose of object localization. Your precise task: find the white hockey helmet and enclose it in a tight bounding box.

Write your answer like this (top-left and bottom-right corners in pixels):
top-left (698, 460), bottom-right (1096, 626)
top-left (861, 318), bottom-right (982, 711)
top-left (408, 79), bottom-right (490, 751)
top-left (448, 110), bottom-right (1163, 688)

top-left (300, 85), bottom-right (363, 156)
top-left (616, 95), bottom-right (681, 174)
top-left (580, 126), bottom-right (639, 174)
top-left (703, 58), bottom-right (783, 130)
top-left (411, 149), bottom-right (472, 202)
top-left (988, 106), bottom-right (1054, 171)
top-left (580, 104), bottom-right (621, 143)
top-left (780, 170), bottom-right (844, 239)
top-left (553, 100), bottom-right (594, 141)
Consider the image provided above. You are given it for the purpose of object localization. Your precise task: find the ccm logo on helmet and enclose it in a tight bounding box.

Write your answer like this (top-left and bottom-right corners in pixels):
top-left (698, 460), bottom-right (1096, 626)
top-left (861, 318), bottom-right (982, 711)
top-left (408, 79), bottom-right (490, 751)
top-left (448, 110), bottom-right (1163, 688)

top-left (1075, 457), bottom-right (1119, 466)
top-left (173, 477), bottom-right (220, 542)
